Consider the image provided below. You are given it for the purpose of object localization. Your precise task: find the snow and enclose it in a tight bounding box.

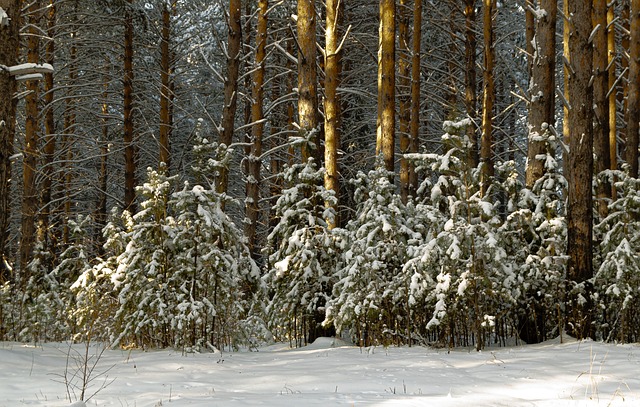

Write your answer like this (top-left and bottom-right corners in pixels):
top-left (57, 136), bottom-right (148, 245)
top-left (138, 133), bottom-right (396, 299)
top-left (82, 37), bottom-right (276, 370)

top-left (2, 338), bottom-right (640, 406)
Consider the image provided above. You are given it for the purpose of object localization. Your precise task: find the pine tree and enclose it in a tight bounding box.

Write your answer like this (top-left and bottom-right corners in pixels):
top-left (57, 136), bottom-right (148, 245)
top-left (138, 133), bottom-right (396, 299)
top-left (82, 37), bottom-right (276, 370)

top-left (594, 168), bottom-right (640, 342)
top-left (326, 162), bottom-right (419, 346)
top-left (263, 159), bottom-right (338, 346)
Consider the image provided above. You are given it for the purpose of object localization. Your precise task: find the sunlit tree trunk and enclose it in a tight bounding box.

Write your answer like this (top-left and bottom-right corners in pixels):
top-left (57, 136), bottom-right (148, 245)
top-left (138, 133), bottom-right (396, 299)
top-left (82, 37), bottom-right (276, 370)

top-left (298, 0), bottom-right (319, 162)
top-left (218, 0), bottom-right (241, 197)
top-left (465, 0), bottom-right (478, 169)
top-left (608, 3), bottom-right (617, 173)
top-left (20, 0), bottom-right (40, 275)
top-left (376, 0), bottom-right (395, 173)
top-left (480, 0), bottom-right (496, 197)
top-left (525, 0), bottom-right (556, 189)
top-left (626, 0), bottom-right (640, 177)
top-left (123, 0), bottom-right (137, 212)
top-left (566, 0), bottom-right (594, 340)
top-left (245, 0), bottom-right (267, 259)
top-left (324, 0), bottom-right (343, 227)
top-left (593, 0), bottom-right (611, 217)
top-left (0, 0), bottom-right (20, 281)
top-left (526, 0), bottom-right (535, 76)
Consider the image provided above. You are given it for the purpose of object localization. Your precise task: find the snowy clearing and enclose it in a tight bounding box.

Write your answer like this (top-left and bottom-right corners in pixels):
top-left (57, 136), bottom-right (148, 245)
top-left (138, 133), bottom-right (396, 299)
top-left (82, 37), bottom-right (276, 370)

top-left (1, 337), bottom-right (639, 406)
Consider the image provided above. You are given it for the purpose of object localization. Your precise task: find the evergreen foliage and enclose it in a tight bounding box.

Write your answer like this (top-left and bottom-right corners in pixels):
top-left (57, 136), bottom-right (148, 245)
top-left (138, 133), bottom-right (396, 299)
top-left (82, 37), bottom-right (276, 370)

top-left (263, 159), bottom-right (339, 345)
top-left (326, 161), bottom-right (420, 346)
top-left (594, 168), bottom-right (640, 342)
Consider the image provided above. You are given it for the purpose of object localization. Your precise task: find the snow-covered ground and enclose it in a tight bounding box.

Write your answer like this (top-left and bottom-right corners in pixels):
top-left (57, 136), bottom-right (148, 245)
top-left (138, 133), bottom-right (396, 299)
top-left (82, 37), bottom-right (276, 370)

top-left (1, 336), bottom-right (639, 406)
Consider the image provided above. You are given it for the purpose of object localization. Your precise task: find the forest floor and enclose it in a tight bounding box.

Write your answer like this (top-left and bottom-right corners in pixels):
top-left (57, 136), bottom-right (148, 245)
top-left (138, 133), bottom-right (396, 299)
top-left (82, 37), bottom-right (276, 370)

top-left (1, 335), bottom-right (639, 406)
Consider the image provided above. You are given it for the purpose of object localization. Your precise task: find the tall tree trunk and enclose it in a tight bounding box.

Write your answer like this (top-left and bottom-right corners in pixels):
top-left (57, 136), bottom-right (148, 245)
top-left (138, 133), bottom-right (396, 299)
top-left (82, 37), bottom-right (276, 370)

top-left (0, 0), bottom-right (20, 281)
top-left (526, 0), bottom-right (536, 76)
top-left (376, 0), bottom-right (395, 173)
top-left (562, 0), bottom-right (570, 173)
top-left (593, 0), bottom-right (611, 218)
top-left (607, 3), bottom-right (617, 173)
top-left (324, 0), bottom-right (343, 227)
top-left (159, 1), bottom-right (174, 171)
top-left (399, 0), bottom-right (411, 202)
top-left (480, 0), bottom-right (496, 196)
top-left (525, 0), bottom-right (556, 189)
top-left (20, 0), bottom-right (40, 276)
top-left (38, 0), bottom-right (57, 268)
top-left (465, 0), bottom-right (478, 169)
top-left (123, 0), bottom-right (137, 212)
top-left (218, 0), bottom-right (241, 197)
top-left (626, 0), bottom-right (640, 177)
top-left (566, 0), bottom-right (594, 340)
top-left (409, 0), bottom-right (421, 194)
top-left (245, 0), bottom-right (267, 259)
top-left (298, 0), bottom-right (319, 162)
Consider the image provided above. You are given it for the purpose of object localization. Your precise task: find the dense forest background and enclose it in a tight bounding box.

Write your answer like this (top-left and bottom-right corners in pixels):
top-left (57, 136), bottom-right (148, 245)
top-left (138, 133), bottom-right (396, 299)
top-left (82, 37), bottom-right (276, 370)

top-left (0, 0), bottom-right (639, 351)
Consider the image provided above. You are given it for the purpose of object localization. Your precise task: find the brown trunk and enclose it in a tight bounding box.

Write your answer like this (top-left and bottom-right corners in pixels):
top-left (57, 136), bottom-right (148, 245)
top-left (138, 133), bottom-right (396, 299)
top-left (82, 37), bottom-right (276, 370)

top-left (626, 0), bottom-right (640, 177)
top-left (562, 0), bottom-right (570, 173)
top-left (0, 0), bottom-right (20, 281)
top-left (526, 0), bottom-right (536, 76)
top-left (20, 0), bottom-right (40, 275)
top-left (218, 0), bottom-right (242, 196)
top-left (324, 0), bottom-right (343, 227)
top-left (480, 0), bottom-right (495, 196)
top-left (245, 0), bottom-right (267, 259)
top-left (399, 0), bottom-right (411, 202)
top-left (123, 0), bottom-right (137, 212)
top-left (525, 0), bottom-right (556, 189)
top-left (409, 0), bottom-right (421, 194)
top-left (376, 0), bottom-right (395, 173)
top-left (38, 0), bottom-right (57, 266)
top-left (159, 1), bottom-right (173, 171)
top-left (566, 0), bottom-right (594, 340)
top-left (607, 4), bottom-right (617, 173)
top-left (465, 0), bottom-right (478, 169)
top-left (298, 0), bottom-right (319, 162)
top-left (593, 0), bottom-right (611, 218)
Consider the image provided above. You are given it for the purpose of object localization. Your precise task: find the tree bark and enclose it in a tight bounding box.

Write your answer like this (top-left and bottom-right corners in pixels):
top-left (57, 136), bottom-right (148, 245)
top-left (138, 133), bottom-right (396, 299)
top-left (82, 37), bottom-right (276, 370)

top-left (566, 0), bottom-right (594, 340)
top-left (593, 0), bottom-right (611, 217)
top-left (123, 0), bottom-right (137, 212)
top-left (245, 0), bottom-right (267, 259)
top-left (298, 0), bottom-right (319, 162)
top-left (37, 0), bottom-right (57, 267)
top-left (480, 0), bottom-right (496, 196)
top-left (20, 0), bottom-right (40, 275)
top-left (525, 0), bottom-right (556, 189)
top-left (218, 0), bottom-right (241, 196)
top-left (376, 0), bottom-right (395, 173)
top-left (324, 0), bottom-right (343, 227)
top-left (159, 1), bottom-right (174, 171)
top-left (0, 0), bottom-right (20, 281)
top-left (626, 0), bottom-right (640, 177)
top-left (607, 3), bottom-right (617, 173)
